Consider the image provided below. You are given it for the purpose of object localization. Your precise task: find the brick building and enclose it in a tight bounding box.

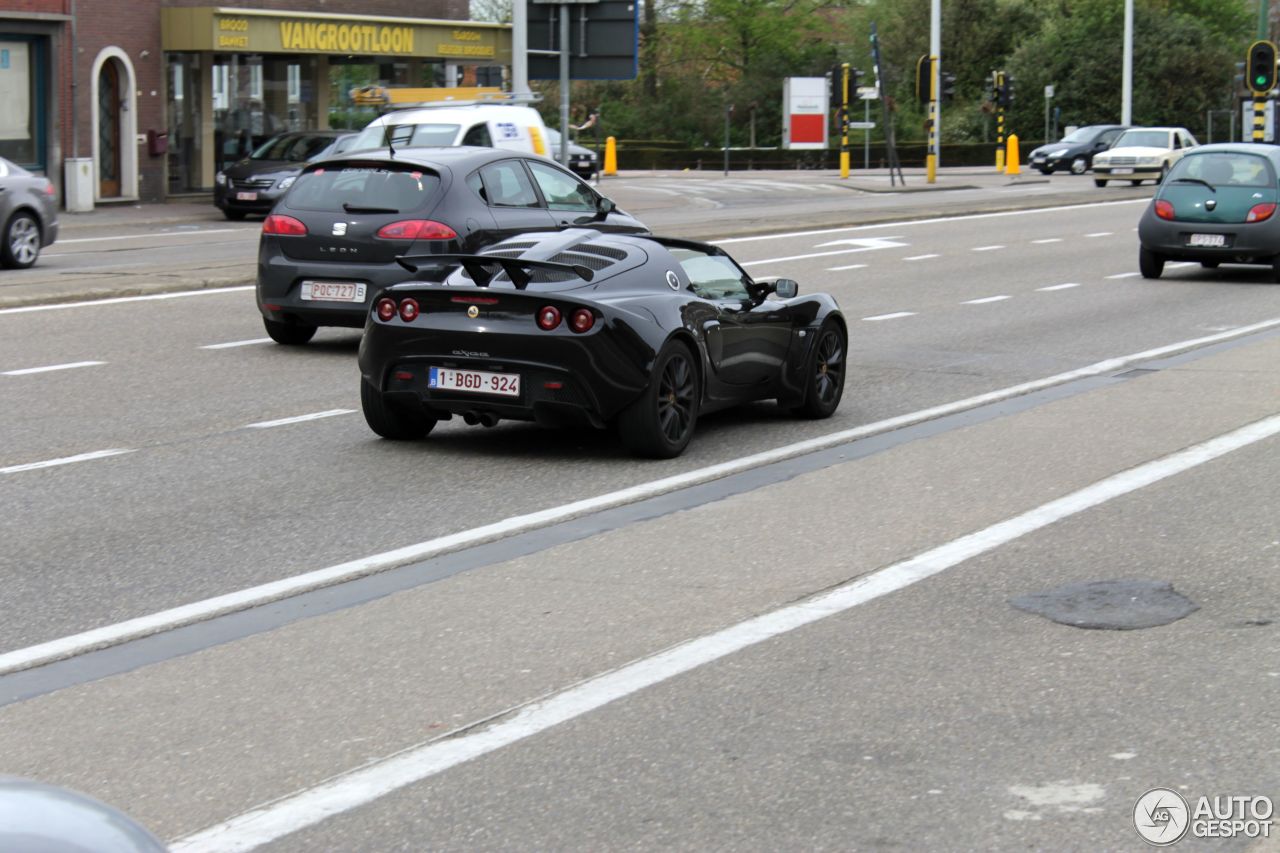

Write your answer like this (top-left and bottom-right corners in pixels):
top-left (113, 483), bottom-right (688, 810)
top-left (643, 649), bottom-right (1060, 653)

top-left (0, 1), bottom-right (509, 207)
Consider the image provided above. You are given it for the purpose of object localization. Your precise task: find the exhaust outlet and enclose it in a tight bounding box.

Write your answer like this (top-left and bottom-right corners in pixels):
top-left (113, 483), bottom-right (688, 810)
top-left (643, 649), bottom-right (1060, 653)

top-left (462, 411), bottom-right (480, 426)
top-left (479, 412), bottom-right (500, 428)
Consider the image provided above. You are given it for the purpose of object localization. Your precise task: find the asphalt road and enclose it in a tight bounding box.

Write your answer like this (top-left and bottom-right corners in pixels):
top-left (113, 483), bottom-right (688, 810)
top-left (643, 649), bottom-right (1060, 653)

top-left (0, 178), bottom-right (1277, 851)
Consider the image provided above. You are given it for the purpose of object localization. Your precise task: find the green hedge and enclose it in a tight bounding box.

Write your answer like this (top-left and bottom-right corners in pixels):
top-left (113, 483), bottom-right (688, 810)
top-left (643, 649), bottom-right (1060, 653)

top-left (613, 141), bottom-right (1041, 171)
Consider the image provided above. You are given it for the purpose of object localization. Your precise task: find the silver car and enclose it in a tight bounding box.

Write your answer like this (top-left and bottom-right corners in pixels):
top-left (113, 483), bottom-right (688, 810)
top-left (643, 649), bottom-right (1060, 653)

top-left (0, 156), bottom-right (59, 269)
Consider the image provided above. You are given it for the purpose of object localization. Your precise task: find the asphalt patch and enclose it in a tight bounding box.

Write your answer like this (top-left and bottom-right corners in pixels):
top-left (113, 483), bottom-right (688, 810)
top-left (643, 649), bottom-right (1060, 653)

top-left (1010, 579), bottom-right (1199, 630)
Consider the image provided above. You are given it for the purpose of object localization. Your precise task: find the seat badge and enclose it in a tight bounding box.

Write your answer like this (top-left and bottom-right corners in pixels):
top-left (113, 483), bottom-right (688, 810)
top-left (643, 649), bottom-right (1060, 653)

top-left (332, 222), bottom-right (348, 236)
top-left (467, 305), bottom-right (480, 318)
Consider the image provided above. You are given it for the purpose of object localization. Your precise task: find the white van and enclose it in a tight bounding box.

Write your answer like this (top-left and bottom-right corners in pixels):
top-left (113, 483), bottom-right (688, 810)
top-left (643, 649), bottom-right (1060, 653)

top-left (350, 102), bottom-right (550, 158)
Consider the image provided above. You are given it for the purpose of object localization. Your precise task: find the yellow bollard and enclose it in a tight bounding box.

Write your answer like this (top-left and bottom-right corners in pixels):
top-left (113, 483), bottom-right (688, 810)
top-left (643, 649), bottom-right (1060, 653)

top-left (603, 136), bottom-right (618, 176)
top-left (1005, 134), bottom-right (1020, 176)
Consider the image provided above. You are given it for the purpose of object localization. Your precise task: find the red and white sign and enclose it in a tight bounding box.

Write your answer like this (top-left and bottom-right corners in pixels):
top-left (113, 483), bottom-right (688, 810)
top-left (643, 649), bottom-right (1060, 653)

top-left (782, 77), bottom-right (828, 150)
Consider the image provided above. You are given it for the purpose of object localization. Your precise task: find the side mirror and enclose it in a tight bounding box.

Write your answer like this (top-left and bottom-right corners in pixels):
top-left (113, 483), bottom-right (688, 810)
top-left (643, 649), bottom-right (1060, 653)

top-left (597, 196), bottom-right (616, 215)
top-left (751, 277), bottom-right (799, 301)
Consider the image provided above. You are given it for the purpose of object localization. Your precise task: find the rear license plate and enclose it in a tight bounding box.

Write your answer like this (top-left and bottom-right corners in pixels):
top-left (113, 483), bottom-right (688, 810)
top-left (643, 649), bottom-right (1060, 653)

top-left (1111, 168), bottom-right (1133, 175)
top-left (236, 191), bottom-right (258, 201)
top-left (1188, 233), bottom-right (1226, 247)
top-left (300, 281), bottom-right (367, 302)
top-left (429, 367), bottom-right (520, 397)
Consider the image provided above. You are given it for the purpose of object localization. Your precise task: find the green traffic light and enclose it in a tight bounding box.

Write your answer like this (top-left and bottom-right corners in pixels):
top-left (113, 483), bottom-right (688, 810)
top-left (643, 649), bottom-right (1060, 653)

top-left (1257, 74), bottom-right (1268, 86)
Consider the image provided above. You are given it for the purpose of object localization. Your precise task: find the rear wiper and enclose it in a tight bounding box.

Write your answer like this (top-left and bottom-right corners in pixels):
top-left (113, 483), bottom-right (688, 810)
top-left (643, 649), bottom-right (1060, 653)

top-left (342, 203), bottom-right (400, 213)
top-left (1169, 177), bottom-right (1216, 192)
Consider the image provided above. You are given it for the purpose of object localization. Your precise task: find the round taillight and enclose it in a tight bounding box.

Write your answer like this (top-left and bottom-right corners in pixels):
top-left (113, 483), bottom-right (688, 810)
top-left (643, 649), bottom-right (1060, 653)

top-left (399, 298), bottom-right (420, 322)
top-left (536, 305), bottom-right (562, 331)
top-left (1247, 202), bottom-right (1276, 222)
top-left (262, 214), bottom-right (308, 236)
top-left (376, 298), bottom-right (397, 322)
top-left (569, 308), bottom-right (595, 333)
top-left (375, 220), bottom-right (459, 240)
top-left (1154, 200), bottom-right (1175, 221)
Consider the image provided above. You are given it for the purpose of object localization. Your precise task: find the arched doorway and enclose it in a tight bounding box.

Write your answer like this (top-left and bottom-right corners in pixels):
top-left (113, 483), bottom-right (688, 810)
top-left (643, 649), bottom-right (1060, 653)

top-left (97, 60), bottom-right (121, 197)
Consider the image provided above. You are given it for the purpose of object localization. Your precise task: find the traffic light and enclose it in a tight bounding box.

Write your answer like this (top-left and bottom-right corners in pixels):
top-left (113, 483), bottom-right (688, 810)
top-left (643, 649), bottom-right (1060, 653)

top-left (848, 67), bottom-right (863, 99)
top-left (1247, 40), bottom-right (1277, 94)
top-left (916, 55), bottom-right (932, 104)
top-left (983, 72), bottom-right (996, 104)
top-left (998, 73), bottom-right (1016, 107)
top-left (829, 64), bottom-right (846, 112)
top-left (940, 71), bottom-right (957, 103)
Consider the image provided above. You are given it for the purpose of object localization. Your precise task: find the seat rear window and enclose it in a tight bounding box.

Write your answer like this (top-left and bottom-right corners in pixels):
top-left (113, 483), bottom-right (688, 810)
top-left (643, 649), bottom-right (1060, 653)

top-left (286, 165), bottom-right (442, 213)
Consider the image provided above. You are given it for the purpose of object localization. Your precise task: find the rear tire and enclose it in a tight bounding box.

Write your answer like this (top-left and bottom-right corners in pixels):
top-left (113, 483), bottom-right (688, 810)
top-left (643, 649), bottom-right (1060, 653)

top-left (1200, 261), bottom-right (1219, 269)
top-left (1156, 165), bottom-right (1168, 184)
top-left (1272, 256), bottom-right (1280, 283)
top-left (223, 209), bottom-right (247, 221)
top-left (617, 340), bottom-right (699, 459)
top-left (791, 320), bottom-right (847, 420)
top-left (263, 317), bottom-right (317, 345)
top-left (1, 211), bottom-right (40, 269)
top-left (1139, 247), bottom-right (1165, 279)
top-left (1130, 180), bottom-right (1143, 186)
top-left (1094, 178), bottom-right (1108, 188)
top-left (360, 380), bottom-right (435, 440)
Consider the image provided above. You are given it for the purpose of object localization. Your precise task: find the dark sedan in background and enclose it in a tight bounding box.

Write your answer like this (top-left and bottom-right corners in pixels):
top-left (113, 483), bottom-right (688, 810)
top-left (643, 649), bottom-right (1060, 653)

top-left (1137, 143), bottom-right (1280, 279)
top-left (0, 156), bottom-right (59, 269)
top-left (214, 131), bottom-right (359, 220)
top-left (545, 127), bottom-right (599, 179)
top-left (256, 146), bottom-right (647, 344)
top-left (1027, 124), bottom-right (1128, 175)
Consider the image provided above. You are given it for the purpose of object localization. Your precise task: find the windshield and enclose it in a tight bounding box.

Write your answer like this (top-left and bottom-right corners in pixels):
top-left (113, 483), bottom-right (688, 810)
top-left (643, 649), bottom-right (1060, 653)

top-left (1167, 152), bottom-right (1275, 188)
top-left (351, 123), bottom-right (461, 150)
top-left (250, 134), bottom-right (337, 162)
top-left (1114, 130), bottom-right (1171, 149)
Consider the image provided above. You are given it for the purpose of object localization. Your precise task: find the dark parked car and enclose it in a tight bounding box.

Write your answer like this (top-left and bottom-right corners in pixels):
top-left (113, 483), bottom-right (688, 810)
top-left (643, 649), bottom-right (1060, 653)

top-left (545, 127), bottom-right (598, 179)
top-left (0, 156), bottom-right (59, 269)
top-left (214, 131), bottom-right (360, 220)
top-left (1137, 143), bottom-right (1280, 280)
top-left (357, 228), bottom-right (847, 458)
top-left (256, 147), bottom-right (647, 345)
top-left (1027, 124), bottom-right (1128, 175)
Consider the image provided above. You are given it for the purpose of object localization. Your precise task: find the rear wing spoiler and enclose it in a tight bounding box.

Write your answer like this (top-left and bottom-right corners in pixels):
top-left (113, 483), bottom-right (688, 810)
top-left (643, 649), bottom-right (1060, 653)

top-left (396, 253), bottom-right (595, 289)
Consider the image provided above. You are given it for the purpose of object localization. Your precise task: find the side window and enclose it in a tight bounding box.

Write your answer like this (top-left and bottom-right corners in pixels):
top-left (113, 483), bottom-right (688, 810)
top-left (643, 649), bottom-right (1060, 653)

top-left (526, 161), bottom-right (596, 212)
top-left (466, 170), bottom-right (487, 203)
top-left (478, 161), bottom-right (539, 207)
top-left (1172, 134), bottom-right (1181, 150)
top-left (676, 251), bottom-right (752, 301)
top-left (1101, 130), bottom-right (1121, 146)
top-left (462, 123), bottom-right (493, 147)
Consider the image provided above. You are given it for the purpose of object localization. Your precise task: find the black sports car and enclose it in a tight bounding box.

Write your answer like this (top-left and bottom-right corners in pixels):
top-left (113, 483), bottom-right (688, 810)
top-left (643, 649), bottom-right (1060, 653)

top-left (256, 147), bottom-right (646, 345)
top-left (357, 229), bottom-right (847, 458)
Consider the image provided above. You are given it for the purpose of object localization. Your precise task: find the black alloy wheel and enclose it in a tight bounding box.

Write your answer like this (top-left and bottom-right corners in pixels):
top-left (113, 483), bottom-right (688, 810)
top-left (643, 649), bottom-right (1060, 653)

top-left (263, 317), bottom-right (317, 345)
top-left (2, 212), bottom-right (41, 269)
top-left (618, 341), bottom-right (699, 458)
top-left (1139, 246), bottom-right (1165, 279)
top-left (360, 380), bottom-right (436, 440)
top-left (792, 321), bottom-right (847, 419)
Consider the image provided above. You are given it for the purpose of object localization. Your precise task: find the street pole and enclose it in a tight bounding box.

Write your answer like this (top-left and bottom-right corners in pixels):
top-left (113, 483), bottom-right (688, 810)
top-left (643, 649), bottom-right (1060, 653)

top-left (839, 63), bottom-right (849, 179)
top-left (926, 0), bottom-right (940, 183)
top-left (512, 0), bottom-right (530, 96)
top-left (1121, 0), bottom-right (1133, 125)
top-left (723, 103), bottom-right (732, 176)
top-left (559, 4), bottom-right (570, 166)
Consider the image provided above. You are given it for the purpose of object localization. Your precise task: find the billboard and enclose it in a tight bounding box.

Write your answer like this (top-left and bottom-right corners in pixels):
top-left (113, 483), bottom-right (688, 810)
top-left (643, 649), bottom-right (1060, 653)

top-left (527, 0), bottom-right (638, 80)
top-left (782, 77), bottom-right (827, 150)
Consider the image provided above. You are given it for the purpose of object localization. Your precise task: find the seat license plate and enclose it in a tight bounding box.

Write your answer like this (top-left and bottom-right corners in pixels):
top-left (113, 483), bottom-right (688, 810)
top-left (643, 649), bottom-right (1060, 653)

top-left (1111, 168), bottom-right (1133, 175)
top-left (429, 367), bottom-right (520, 397)
top-left (300, 281), bottom-right (367, 302)
top-left (1188, 233), bottom-right (1226, 247)
top-left (236, 191), bottom-right (258, 201)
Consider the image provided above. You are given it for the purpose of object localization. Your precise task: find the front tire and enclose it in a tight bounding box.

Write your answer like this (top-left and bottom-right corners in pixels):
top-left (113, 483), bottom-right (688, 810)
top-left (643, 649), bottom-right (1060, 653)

top-left (2, 212), bottom-right (41, 269)
top-left (1094, 178), bottom-right (1108, 188)
top-left (791, 320), bottom-right (847, 419)
top-left (1139, 247), bottom-right (1165, 279)
top-left (361, 380), bottom-right (435, 440)
top-left (1071, 158), bottom-right (1088, 175)
top-left (263, 316), bottom-right (317, 345)
top-left (617, 340), bottom-right (699, 459)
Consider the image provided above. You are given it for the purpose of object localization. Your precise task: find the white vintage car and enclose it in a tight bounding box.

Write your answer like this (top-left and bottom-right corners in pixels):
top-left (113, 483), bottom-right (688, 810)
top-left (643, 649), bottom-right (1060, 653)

top-left (1092, 126), bottom-right (1199, 187)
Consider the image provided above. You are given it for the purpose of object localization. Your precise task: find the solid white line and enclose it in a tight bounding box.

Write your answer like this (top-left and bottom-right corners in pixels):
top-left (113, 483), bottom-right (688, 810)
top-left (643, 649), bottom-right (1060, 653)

top-left (862, 311), bottom-right (916, 321)
top-left (962, 295), bottom-right (1011, 305)
top-left (244, 410), bottom-right (354, 429)
top-left (1037, 283), bottom-right (1081, 292)
top-left (1167, 261), bottom-right (1196, 268)
top-left (903, 254), bottom-right (939, 261)
top-left (1084, 231), bottom-right (1113, 238)
top-left (971, 245), bottom-right (1005, 252)
top-left (827, 264), bottom-right (867, 272)
top-left (3, 360), bottom-right (105, 376)
top-left (1107, 272), bottom-right (1142, 279)
top-left (0, 286), bottom-right (254, 316)
top-left (200, 338), bottom-right (273, 350)
top-left (1032, 238), bottom-right (1063, 244)
top-left (56, 228), bottom-right (248, 245)
top-left (740, 246), bottom-right (893, 267)
top-left (0, 449), bottom-right (133, 475)
top-left (170, 411), bottom-right (1280, 853)
top-left (5, 315), bottom-right (1280, 677)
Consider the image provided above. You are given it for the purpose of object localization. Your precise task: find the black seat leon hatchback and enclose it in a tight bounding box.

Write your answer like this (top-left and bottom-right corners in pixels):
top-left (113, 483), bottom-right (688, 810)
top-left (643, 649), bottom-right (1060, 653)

top-left (255, 146), bottom-right (647, 345)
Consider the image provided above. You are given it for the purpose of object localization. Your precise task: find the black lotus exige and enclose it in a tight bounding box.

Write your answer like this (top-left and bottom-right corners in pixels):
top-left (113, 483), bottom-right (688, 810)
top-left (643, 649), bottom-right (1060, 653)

top-left (357, 229), bottom-right (847, 458)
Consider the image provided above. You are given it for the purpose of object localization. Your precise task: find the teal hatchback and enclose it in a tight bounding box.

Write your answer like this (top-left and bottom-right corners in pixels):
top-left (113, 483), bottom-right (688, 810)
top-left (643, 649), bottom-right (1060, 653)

top-left (1136, 143), bottom-right (1280, 279)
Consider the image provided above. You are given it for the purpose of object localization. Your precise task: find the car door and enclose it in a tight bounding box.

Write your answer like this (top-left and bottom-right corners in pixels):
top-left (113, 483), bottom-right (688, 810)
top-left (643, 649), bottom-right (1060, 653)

top-left (469, 159), bottom-right (556, 247)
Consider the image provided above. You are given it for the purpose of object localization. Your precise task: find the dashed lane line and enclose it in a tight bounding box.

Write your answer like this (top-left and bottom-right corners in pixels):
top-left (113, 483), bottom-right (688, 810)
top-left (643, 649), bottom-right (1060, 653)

top-left (827, 264), bottom-right (867, 272)
top-left (962, 295), bottom-right (1012, 305)
top-left (1107, 272), bottom-right (1142, 279)
top-left (862, 312), bottom-right (916, 321)
top-left (971, 245), bottom-right (1005, 252)
top-left (1037, 283), bottom-right (1081, 292)
top-left (903, 254), bottom-right (940, 261)
top-left (1, 449), bottom-right (133, 475)
top-left (1084, 231), bottom-right (1113, 238)
top-left (3, 360), bottom-right (105, 376)
top-left (1032, 238), bottom-right (1063, 244)
top-left (200, 339), bottom-right (273, 350)
top-left (243, 410), bottom-right (355, 430)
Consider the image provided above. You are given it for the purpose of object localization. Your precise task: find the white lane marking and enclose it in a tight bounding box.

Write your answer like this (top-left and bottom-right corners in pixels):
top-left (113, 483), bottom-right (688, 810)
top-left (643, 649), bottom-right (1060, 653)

top-left (814, 236), bottom-right (907, 249)
top-left (862, 311), bottom-right (916, 321)
top-left (962, 295), bottom-right (1012, 305)
top-left (1107, 272), bottom-right (1141, 279)
top-left (170, 411), bottom-right (1280, 853)
top-left (200, 338), bottom-right (273, 350)
top-left (1037, 283), bottom-right (1081, 292)
top-left (1167, 261), bottom-right (1196, 268)
top-left (1084, 232), bottom-right (1113, 238)
top-left (3, 360), bottom-right (105, 376)
top-left (972, 245), bottom-right (1005, 252)
top-left (55, 228), bottom-right (249, 245)
top-left (6, 315), bottom-right (1280, 677)
top-left (1032, 238), bottom-right (1063, 244)
top-left (1, 449), bottom-right (133, 475)
top-left (716, 199), bottom-right (1149, 244)
top-left (244, 410), bottom-right (355, 430)
top-left (903, 254), bottom-right (939, 261)
top-left (827, 264), bottom-right (867, 272)
top-left (0, 286), bottom-right (254, 316)
top-left (741, 237), bottom-right (908, 267)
